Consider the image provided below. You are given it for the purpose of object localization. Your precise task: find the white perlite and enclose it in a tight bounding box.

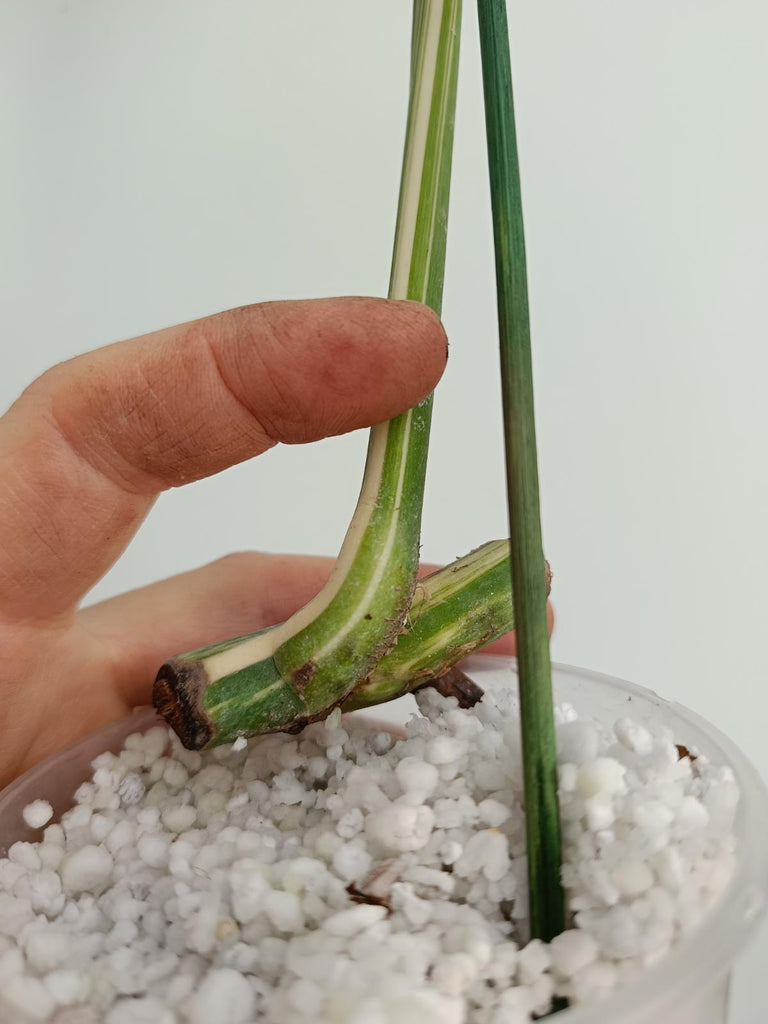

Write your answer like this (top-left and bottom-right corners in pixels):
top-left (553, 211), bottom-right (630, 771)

top-left (0, 691), bottom-right (738, 1022)
top-left (22, 801), bottom-right (54, 831)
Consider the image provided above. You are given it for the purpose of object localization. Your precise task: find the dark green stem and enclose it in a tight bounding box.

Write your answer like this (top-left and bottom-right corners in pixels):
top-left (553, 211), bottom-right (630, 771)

top-left (476, 0), bottom-right (565, 943)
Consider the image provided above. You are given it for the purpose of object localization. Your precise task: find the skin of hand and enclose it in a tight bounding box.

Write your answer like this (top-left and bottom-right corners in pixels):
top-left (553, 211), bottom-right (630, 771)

top-left (0, 296), bottom-right (549, 787)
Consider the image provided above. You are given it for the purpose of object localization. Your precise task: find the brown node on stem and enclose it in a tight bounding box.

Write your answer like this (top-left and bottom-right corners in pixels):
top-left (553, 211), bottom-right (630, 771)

top-left (291, 659), bottom-right (317, 691)
top-left (153, 660), bottom-right (214, 750)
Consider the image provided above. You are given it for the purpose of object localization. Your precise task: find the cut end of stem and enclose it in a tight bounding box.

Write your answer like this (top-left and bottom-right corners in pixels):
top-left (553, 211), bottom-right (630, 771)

top-left (153, 660), bottom-right (213, 750)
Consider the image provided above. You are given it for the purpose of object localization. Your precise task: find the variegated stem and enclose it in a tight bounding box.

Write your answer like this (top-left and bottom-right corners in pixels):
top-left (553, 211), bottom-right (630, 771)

top-left (154, 539), bottom-right (543, 745)
top-left (153, 0), bottom-right (463, 749)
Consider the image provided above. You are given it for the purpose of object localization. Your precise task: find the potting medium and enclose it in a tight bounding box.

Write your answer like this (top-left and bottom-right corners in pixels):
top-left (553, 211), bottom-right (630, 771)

top-left (0, 658), bottom-right (754, 1024)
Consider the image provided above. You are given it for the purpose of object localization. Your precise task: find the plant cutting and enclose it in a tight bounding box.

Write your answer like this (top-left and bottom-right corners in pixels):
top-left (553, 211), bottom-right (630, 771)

top-left (0, 2), bottom-right (766, 1024)
top-left (153, 0), bottom-right (566, 953)
top-left (151, 0), bottom-right (532, 756)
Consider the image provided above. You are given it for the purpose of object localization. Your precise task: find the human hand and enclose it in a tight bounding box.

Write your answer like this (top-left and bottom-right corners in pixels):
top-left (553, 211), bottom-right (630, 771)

top-left (0, 297), bottom-right (539, 786)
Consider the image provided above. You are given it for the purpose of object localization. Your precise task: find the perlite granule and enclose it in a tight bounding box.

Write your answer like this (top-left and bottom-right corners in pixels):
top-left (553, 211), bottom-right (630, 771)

top-left (21, 803), bottom-right (53, 832)
top-left (0, 685), bottom-right (739, 1023)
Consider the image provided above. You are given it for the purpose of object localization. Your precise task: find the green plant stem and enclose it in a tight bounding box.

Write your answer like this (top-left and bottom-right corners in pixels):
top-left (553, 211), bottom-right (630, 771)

top-left (476, 0), bottom-right (565, 943)
top-left (153, 0), bottom-right (464, 749)
top-left (152, 540), bottom-right (554, 743)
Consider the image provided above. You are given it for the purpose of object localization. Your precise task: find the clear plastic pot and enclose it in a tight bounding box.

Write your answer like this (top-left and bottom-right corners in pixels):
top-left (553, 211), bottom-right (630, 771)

top-left (0, 657), bottom-right (766, 1024)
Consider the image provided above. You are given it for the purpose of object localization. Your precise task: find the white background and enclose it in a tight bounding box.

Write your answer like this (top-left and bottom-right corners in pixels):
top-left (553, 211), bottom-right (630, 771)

top-left (1, 2), bottom-right (766, 1020)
